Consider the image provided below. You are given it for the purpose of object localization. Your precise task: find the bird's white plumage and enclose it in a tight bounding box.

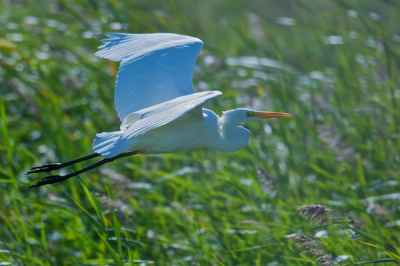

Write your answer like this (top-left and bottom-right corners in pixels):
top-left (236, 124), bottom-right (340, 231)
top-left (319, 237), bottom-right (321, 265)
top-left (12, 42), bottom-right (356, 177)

top-left (92, 32), bottom-right (223, 158)
top-left (91, 32), bottom-right (292, 159)
top-left (120, 113), bottom-right (142, 130)
top-left (92, 91), bottom-right (221, 157)
top-left (121, 91), bottom-right (221, 139)
top-left (95, 33), bottom-right (204, 121)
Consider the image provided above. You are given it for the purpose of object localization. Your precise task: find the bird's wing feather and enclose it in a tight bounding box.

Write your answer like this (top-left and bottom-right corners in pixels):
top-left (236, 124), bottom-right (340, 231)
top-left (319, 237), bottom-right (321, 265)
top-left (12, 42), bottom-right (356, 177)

top-left (120, 113), bottom-right (142, 130)
top-left (121, 91), bottom-right (222, 139)
top-left (95, 33), bottom-right (204, 121)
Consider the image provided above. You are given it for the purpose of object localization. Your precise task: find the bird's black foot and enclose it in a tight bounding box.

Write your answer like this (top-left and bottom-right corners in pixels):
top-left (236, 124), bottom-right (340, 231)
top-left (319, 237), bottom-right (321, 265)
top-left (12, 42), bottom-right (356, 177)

top-left (26, 152), bottom-right (141, 189)
top-left (25, 163), bottom-right (63, 175)
top-left (27, 175), bottom-right (63, 189)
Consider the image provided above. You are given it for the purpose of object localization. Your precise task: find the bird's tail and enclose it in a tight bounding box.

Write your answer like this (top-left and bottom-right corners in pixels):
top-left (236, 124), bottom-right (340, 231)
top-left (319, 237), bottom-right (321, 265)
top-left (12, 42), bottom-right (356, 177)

top-left (92, 131), bottom-right (133, 158)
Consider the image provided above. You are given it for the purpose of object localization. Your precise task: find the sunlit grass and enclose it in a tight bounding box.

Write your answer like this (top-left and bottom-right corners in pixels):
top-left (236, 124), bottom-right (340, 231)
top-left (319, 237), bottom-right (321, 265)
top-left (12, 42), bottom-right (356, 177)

top-left (1, 0), bottom-right (400, 265)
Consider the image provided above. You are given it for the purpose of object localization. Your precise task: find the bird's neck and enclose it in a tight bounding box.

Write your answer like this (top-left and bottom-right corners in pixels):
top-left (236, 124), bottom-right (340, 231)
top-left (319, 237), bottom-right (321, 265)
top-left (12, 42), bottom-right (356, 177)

top-left (213, 118), bottom-right (250, 152)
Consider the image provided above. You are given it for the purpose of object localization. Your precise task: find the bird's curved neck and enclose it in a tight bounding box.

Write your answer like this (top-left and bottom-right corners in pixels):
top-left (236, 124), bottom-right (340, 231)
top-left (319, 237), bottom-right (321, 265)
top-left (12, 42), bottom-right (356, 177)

top-left (213, 118), bottom-right (250, 152)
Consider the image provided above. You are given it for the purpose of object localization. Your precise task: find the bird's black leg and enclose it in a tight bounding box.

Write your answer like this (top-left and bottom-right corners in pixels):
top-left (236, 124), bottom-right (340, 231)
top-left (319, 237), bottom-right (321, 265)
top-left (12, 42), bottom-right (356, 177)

top-left (27, 150), bottom-right (144, 189)
top-left (26, 153), bottom-right (101, 175)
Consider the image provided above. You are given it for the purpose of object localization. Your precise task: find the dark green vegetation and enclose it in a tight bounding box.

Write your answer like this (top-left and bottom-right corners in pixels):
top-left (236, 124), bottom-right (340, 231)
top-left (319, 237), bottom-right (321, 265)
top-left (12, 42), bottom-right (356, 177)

top-left (1, 0), bottom-right (400, 265)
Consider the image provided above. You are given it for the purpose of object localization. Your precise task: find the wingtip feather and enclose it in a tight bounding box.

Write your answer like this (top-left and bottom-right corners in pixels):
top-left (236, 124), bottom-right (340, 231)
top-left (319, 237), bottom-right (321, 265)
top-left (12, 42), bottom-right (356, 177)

top-left (105, 32), bottom-right (130, 38)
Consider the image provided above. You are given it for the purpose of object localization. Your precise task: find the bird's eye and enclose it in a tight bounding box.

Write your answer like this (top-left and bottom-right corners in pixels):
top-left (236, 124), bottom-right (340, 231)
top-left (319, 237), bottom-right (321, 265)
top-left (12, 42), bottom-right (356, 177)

top-left (246, 112), bottom-right (251, 117)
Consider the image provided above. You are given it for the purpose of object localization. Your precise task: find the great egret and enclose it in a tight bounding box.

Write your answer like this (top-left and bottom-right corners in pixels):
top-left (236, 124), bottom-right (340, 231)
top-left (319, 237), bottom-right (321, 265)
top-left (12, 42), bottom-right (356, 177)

top-left (27, 33), bottom-right (293, 189)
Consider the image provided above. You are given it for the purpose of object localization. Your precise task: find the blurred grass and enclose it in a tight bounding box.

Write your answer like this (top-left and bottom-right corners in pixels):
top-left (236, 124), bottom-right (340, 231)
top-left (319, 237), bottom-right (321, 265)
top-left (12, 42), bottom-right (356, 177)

top-left (1, 0), bottom-right (400, 265)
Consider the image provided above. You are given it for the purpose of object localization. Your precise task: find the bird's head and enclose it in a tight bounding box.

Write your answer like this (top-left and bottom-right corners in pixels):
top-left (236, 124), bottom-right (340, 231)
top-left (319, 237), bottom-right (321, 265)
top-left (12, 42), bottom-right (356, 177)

top-left (221, 108), bottom-right (293, 125)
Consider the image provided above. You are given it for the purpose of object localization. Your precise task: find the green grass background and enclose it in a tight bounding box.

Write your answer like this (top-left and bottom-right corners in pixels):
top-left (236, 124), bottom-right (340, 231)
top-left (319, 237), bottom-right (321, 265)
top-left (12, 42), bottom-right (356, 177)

top-left (1, 0), bottom-right (400, 265)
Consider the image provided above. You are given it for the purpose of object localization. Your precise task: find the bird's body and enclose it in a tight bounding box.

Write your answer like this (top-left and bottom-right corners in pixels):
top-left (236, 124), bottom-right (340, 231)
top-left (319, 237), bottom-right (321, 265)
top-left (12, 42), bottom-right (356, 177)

top-left (27, 32), bottom-right (292, 189)
top-left (100, 108), bottom-right (251, 155)
top-left (128, 109), bottom-right (223, 154)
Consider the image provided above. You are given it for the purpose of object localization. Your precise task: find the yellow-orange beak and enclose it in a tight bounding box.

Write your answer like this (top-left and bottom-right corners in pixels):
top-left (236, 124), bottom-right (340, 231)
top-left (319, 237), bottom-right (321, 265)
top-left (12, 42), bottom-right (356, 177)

top-left (254, 112), bottom-right (294, 118)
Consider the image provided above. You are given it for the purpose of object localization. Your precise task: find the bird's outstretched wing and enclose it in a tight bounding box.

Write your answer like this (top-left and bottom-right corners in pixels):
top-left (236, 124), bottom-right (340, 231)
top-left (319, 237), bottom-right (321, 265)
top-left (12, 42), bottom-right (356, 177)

top-left (95, 33), bottom-right (204, 122)
top-left (121, 91), bottom-right (222, 139)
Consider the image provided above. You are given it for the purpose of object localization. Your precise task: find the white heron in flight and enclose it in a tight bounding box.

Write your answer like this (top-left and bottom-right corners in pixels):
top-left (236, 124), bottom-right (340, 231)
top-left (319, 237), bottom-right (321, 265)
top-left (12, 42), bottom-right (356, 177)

top-left (27, 33), bottom-right (293, 189)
